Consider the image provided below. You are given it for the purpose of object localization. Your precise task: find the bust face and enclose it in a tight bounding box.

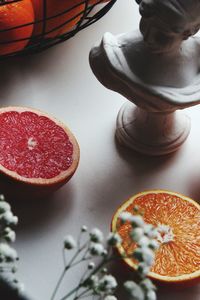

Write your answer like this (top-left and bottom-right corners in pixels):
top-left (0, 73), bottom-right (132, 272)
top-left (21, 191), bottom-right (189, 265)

top-left (138, 0), bottom-right (200, 53)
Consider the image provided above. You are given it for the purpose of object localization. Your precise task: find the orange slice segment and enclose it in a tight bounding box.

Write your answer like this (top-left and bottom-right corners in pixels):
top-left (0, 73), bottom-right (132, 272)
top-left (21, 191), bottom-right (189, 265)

top-left (111, 190), bottom-right (200, 284)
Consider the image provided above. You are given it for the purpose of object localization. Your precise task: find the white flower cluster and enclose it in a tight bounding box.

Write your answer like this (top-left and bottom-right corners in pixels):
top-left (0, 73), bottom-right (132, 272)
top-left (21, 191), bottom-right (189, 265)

top-left (0, 194), bottom-right (22, 295)
top-left (64, 235), bottom-right (77, 250)
top-left (63, 226), bottom-right (122, 257)
top-left (124, 279), bottom-right (156, 300)
top-left (83, 273), bottom-right (118, 298)
top-left (59, 226), bottom-right (122, 300)
top-left (53, 217), bottom-right (158, 300)
top-left (119, 211), bottom-right (158, 300)
top-left (0, 195), bottom-right (18, 264)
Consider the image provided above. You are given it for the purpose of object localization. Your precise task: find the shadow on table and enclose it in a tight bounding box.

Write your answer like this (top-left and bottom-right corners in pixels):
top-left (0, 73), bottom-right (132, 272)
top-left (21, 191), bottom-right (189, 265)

top-left (115, 140), bottom-right (180, 177)
top-left (188, 173), bottom-right (200, 204)
top-left (0, 41), bottom-right (74, 101)
top-left (7, 183), bottom-right (75, 232)
top-left (91, 135), bottom-right (183, 215)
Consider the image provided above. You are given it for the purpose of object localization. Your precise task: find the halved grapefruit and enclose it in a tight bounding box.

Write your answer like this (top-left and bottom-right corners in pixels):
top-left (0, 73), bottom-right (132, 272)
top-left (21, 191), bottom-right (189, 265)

top-left (0, 107), bottom-right (79, 198)
top-left (111, 190), bottom-right (200, 286)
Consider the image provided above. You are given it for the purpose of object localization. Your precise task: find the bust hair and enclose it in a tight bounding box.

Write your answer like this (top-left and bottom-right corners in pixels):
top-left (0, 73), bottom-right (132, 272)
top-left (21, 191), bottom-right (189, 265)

top-left (136, 0), bottom-right (200, 19)
top-left (136, 0), bottom-right (200, 37)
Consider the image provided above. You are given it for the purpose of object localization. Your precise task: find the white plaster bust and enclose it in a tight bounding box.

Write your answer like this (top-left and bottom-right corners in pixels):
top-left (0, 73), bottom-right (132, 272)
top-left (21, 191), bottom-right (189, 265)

top-left (89, 0), bottom-right (200, 155)
top-left (90, 0), bottom-right (200, 112)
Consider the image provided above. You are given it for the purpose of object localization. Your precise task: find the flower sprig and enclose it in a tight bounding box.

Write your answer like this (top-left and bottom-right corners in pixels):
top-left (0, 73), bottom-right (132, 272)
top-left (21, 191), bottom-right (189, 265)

top-left (51, 210), bottom-right (159, 300)
top-left (119, 211), bottom-right (158, 300)
top-left (0, 194), bottom-right (23, 293)
top-left (0, 194), bottom-right (159, 300)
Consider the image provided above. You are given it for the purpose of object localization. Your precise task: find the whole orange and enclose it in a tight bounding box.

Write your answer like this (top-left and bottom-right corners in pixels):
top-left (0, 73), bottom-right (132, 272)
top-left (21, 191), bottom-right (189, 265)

top-left (32, 0), bottom-right (85, 38)
top-left (0, 0), bottom-right (34, 56)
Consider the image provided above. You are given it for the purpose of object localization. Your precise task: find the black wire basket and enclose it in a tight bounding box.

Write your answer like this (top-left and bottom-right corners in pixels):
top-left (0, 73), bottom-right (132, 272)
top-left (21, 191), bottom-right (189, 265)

top-left (0, 0), bottom-right (117, 60)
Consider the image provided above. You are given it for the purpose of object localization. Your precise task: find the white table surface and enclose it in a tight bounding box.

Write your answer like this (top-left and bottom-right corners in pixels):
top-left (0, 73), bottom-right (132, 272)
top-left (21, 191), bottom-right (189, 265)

top-left (0, 0), bottom-right (199, 299)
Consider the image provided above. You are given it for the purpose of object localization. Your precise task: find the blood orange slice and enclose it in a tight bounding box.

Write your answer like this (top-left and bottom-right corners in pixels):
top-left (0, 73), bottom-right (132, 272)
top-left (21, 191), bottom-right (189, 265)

top-left (0, 107), bottom-right (79, 197)
top-left (111, 190), bottom-right (200, 285)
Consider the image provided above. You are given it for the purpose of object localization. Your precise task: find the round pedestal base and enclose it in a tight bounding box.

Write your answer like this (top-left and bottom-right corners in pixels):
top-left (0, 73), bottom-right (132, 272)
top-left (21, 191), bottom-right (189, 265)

top-left (116, 103), bottom-right (191, 156)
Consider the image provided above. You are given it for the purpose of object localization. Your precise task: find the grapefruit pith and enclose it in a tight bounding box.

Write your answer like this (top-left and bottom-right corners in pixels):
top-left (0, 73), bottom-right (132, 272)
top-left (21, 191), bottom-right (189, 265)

top-left (0, 107), bottom-right (79, 197)
top-left (111, 190), bottom-right (200, 285)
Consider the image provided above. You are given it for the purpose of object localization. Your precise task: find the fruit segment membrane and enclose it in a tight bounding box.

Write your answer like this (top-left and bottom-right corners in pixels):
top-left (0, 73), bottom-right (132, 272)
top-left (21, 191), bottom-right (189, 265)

top-left (0, 111), bottom-right (73, 179)
top-left (117, 193), bottom-right (200, 277)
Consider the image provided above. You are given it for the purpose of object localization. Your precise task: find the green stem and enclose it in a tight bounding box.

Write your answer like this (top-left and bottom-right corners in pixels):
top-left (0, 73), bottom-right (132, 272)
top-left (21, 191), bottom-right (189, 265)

top-left (70, 256), bottom-right (92, 268)
top-left (78, 292), bottom-right (93, 299)
top-left (59, 285), bottom-right (82, 300)
top-left (55, 250), bottom-right (129, 300)
top-left (63, 247), bottom-right (67, 267)
top-left (51, 268), bottom-right (67, 300)
top-left (74, 287), bottom-right (91, 300)
top-left (51, 241), bottom-right (89, 300)
top-left (73, 268), bottom-right (89, 300)
top-left (59, 258), bottom-right (109, 300)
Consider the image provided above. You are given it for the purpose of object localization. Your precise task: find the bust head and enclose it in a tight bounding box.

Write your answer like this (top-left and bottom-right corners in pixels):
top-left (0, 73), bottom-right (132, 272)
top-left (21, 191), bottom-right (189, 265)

top-left (136, 0), bottom-right (200, 53)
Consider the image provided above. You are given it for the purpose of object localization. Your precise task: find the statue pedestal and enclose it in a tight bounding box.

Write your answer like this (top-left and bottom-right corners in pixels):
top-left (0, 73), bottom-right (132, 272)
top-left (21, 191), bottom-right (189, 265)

top-left (116, 102), bottom-right (190, 156)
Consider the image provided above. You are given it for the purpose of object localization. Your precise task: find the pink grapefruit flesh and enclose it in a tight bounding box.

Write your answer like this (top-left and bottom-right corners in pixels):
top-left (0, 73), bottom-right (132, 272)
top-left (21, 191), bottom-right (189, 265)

top-left (0, 107), bottom-right (79, 193)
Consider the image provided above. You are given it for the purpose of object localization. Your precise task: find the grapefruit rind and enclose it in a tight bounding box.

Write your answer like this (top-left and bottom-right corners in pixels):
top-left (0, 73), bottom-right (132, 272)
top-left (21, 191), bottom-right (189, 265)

top-left (111, 190), bottom-right (200, 284)
top-left (0, 106), bottom-right (80, 187)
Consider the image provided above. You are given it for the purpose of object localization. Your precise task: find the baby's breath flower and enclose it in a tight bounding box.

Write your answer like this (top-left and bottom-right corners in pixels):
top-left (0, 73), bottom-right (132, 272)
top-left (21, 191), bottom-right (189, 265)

top-left (64, 235), bottom-right (77, 250)
top-left (124, 281), bottom-right (145, 300)
top-left (0, 243), bottom-right (18, 262)
top-left (146, 289), bottom-right (157, 300)
top-left (134, 247), bottom-right (155, 266)
top-left (84, 275), bottom-right (99, 288)
top-left (4, 227), bottom-right (11, 234)
top-left (141, 247), bottom-right (155, 266)
top-left (130, 215), bottom-right (144, 227)
top-left (0, 201), bottom-right (11, 213)
top-left (147, 228), bottom-right (158, 239)
top-left (88, 262), bottom-right (95, 270)
top-left (16, 282), bottom-right (25, 294)
top-left (119, 212), bottom-right (132, 223)
top-left (140, 278), bottom-right (156, 291)
top-left (81, 225), bottom-right (88, 232)
top-left (124, 281), bottom-right (137, 291)
top-left (98, 275), bottom-right (118, 292)
top-left (137, 262), bottom-right (150, 277)
top-left (148, 240), bottom-right (159, 250)
top-left (131, 228), bottom-right (144, 242)
top-left (90, 228), bottom-right (104, 243)
top-left (104, 296), bottom-right (117, 300)
top-left (0, 211), bottom-right (18, 226)
top-left (138, 236), bottom-right (150, 247)
top-left (102, 249), bottom-right (108, 257)
top-left (12, 266), bottom-right (17, 273)
top-left (4, 230), bottom-right (16, 243)
top-left (143, 224), bottom-right (154, 235)
top-left (101, 268), bottom-right (108, 274)
top-left (0, 194), bottom-right (5, 201)
top-left (107, 232), bottom-right (122, 246)
top-left (133, 248), bottom-right (143, 262)
top-left (89, 243), bottom-right (104, 256)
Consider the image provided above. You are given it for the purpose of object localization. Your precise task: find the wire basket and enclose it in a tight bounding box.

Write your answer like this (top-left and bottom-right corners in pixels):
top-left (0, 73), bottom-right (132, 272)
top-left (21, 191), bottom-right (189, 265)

top-left (0, 0), bottom-right (117, 59)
